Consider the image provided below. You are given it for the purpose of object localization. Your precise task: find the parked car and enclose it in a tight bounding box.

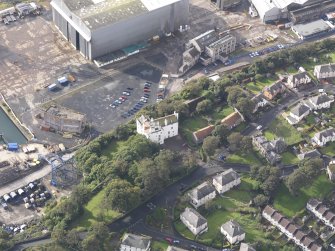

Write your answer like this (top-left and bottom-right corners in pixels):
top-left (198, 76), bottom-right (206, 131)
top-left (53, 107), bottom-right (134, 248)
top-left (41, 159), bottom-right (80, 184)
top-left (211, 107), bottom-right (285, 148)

top-left (165, 237), bottom-right (173, 244)
top-left (144, 89), bottom-right (151, 93)
top-left (122, 91), bottom-right (130, 96)
top-left (127, 87), bottom-right (133, 90)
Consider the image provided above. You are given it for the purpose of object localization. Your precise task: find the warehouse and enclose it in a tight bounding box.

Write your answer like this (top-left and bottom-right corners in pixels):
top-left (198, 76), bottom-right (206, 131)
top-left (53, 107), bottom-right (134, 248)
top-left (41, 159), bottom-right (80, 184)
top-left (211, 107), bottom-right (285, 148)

top-left (50, 0), bottom-right (189, 60)
top-left (250, 0), bottom-right (333, 24)
top-left (291, 19), bottom-right (331, 40)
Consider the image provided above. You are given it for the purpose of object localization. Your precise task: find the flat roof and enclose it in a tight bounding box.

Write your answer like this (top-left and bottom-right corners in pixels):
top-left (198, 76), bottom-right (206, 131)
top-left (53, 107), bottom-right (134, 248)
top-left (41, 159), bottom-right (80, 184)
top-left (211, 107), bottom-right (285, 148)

top-left (292, 19), bottom-right (331, 37)
top-left (60, 0), bottom-right (181, 30)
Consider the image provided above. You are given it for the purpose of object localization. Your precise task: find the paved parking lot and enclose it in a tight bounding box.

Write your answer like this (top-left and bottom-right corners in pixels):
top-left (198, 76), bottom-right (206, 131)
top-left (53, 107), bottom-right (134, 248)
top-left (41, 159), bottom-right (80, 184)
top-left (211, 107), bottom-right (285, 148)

top-left (58, 63), bottom-right (161, 132)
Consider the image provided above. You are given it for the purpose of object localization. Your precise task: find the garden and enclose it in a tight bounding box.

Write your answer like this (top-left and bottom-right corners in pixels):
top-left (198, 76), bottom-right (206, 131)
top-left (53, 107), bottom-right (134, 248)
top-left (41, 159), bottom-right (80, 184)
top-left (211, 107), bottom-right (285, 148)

top-left (273, 174), bottom-right (335, 217)
top-left (174, 177), bottom-right (285, 249)
top-left (264, 117), bottom-right (303, 146)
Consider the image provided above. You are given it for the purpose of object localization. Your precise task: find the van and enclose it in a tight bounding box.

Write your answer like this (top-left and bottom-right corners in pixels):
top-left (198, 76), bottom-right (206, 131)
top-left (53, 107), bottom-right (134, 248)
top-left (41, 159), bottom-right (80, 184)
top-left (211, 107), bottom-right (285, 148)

top-left (256, 125), bottom-right (263, 130)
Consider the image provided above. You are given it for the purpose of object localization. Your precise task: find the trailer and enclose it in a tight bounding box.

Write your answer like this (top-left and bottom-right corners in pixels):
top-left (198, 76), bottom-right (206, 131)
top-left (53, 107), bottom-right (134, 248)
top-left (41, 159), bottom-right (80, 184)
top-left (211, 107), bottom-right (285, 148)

top-left (57, 76), bottom-right (68, 86)
top-left (48, 83), bottom-right (57, 91)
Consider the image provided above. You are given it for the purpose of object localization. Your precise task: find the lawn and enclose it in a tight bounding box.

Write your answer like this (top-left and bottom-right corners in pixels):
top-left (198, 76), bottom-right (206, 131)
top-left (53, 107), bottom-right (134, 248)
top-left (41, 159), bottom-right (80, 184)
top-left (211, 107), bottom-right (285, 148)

top-left (180, 116), bottom-right (209, 145)
top-left (273, 174), bottom-right (335, 217)
top-left (281, 151), bottom-right (300, 165)
top-left (226, 151), bottom-right (263, 166)
top-left (73, 187), bottom-right (121, 229)
top-left (246, 76), bottom-right (278, 94)
top-left (210, 106), bottom-right (234, 121)
top-left (102, 139), bottom-right (127, 158)
top-left (174, 178), bottom-right (280, 248)
top-left (264, 117), bottom-right (303, 145)
top-left (151, 240), bottom-right (169, 251)
top-left (320, 142), bottom-right (335, 156)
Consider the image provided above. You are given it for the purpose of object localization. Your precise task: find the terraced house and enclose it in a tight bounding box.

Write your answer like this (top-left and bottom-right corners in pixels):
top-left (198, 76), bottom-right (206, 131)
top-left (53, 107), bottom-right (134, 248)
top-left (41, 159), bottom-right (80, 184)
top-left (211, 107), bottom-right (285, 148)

top-left (262, 206), bottom-right (322, 251)
top-left (307, 199), bottom-right (335, 231)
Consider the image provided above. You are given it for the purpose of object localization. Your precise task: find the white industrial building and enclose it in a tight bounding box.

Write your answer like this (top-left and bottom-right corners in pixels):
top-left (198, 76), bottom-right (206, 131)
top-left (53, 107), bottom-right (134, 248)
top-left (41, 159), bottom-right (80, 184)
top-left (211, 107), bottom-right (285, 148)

top-left (136, 112), bottom-right (179, 144)
top-left (249, 0), bottom-right (335, 24)
top-left (51, 0), bottom-right (189, 60)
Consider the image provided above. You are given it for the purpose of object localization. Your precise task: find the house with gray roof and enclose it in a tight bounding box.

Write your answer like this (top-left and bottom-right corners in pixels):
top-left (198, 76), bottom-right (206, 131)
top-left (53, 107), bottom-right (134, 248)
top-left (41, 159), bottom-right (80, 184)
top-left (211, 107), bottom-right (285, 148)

top-left (252, 135), bottom-right (285, 165)
top-left (307, 198), bottom-right (335, 230)
top-left (262, 205), bottom-right (322, 251)
top-left (239, 243), bottom-right (256, 251)
top-left (297, 149), bottom-right (321, 160)
top-left (188, 181), bottom-right (216, 208)
top-left (312, 127), bottom-right (335, 147)
top-left (314, 63), bottom-right (335, 79)
top-left (180, 207), bottom-right (208, 235)
top-left (252, 93), bottom-right (270, 113)
top-left (287, 72), bottom-right (311, 88)
top-left (286, 103), bottom-right (310, 125)
top-left (221, 220), bottom-right (245, 244)
top-left (212, 168), bottom-right (240, 194)
top-left (120, 233), bottom-right (151, 251)
top-left (305, 93), bottom-right (334, 110)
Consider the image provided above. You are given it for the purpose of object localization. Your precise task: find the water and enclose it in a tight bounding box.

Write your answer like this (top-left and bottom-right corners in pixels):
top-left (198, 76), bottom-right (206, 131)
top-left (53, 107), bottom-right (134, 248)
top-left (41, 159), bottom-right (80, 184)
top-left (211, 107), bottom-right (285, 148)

top-left (0, 107), bottom-right (27, 144)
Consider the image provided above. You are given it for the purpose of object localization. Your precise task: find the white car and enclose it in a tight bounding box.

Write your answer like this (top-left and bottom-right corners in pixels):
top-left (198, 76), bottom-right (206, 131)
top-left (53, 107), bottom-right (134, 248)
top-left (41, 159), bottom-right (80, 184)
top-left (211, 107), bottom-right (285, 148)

top-left (256, 125), bottom-right (263, 130)
top-left (122, 91), bottom-right (130, 96)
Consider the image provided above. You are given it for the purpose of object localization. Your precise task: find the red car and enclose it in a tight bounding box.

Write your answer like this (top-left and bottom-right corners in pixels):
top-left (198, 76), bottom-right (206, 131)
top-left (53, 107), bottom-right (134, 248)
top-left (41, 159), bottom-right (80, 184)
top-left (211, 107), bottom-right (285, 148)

top-left (144, 89), bottom-right (151, 93)
top-left (164, 237), bottom-right (173, 244)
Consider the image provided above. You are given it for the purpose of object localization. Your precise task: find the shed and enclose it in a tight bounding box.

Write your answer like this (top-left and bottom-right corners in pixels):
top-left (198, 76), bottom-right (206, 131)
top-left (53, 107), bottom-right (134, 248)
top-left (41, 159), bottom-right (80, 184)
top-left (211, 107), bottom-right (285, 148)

top-left (8, 143), bottom-right (19, 151)
top-left (3, 194), bottom-right (11, 202)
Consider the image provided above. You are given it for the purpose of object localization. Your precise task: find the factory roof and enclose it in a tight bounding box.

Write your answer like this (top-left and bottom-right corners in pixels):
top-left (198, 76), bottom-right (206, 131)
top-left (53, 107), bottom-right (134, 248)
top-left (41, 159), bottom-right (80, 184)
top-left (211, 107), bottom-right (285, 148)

top-left (59, 0), bottom-right (180, 30)
top-left (292, 19), bottom-right (331, 38)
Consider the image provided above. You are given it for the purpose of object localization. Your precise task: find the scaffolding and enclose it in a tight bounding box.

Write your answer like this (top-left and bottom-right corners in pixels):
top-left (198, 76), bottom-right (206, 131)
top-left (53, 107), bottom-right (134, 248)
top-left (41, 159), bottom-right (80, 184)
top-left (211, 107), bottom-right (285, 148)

top-left (41, 154), bottom-right (78, 187)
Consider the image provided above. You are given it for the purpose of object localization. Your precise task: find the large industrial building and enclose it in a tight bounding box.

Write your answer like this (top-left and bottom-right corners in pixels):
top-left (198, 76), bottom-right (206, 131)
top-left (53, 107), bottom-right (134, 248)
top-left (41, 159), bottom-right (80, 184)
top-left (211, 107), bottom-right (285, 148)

top-left (250, 0), bottom-right (335, 24)
top-left (51, 0), bottom-right (189, 60)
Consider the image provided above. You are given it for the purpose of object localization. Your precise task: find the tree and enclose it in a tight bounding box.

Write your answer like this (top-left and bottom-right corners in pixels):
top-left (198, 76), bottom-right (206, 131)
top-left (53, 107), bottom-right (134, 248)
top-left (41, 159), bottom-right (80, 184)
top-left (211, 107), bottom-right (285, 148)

top-left (301, 158), bottom-right (323, 179)
top-left (286, 170), bottom-right (306, 196)
top-left (104, 179), bottom-right (141, 212)
top-left (196, 99), bottom-right (212, 114)
top-left (182, 150), bottom-right (197, 172)
top-left (212, 124), bottom-right (229, 141)
top-left (82, 234), bottom-right (100, 251)
top-left (202, 136), bottom-right (220, 156)
top-left (155, 149), bottom-right (176, 175)
top-left (226, 86), bottom-right (245, 106)
top-left (240, 136), bottom-right (253, 153)
top-left (235, 97), bottom-right (255, 119)
top-left (227, 132), bottom-right (243, 151)
top-left (253, 194), bottom-right (269, 207)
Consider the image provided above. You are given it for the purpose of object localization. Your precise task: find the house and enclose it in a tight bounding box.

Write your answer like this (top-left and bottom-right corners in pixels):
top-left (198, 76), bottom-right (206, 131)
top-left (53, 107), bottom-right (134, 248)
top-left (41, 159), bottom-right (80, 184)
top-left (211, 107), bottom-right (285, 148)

top-left (263, 81), bottom-right (285, 100)
top-left (287, 72), bottom-right (312, 88)
top-left (252, 135), bottom-right (285, 165)
top-left (120, 233), bottom-right (151, 251)
top-left (192, 125), bottom-right (215, 144)
top-left (180, 207), bottom-right (208, 235)
top-left (136, 112), bottom-right (179, 144)
top-left (327, 160), bottom-right (335, 181)
top-left (314, 63), bottom-right (335, 79)
top-left (262, 205), bottom-right (322, 251)
top-left (188, 182), bottom-right (216, 208)
top-left (312, 127), bottom-right (335, 147)
top-left (307, 198), bottom-right (335, 230)
top-left (167, 246), bottom-right (188, 251)
top-left (220, 220), bottom-right (245, 244)
top-left (305, 94), bottom-right (334, 110)
top-left (239, 243), bottom-right (256, 251)
top-left (251, 93), bottom-right (270, 113)
top-left (221, 110), bottom-right (244, 129)
top-left (179, 47), bottom-right (201, 74)
top-left (285, 103), bottom-right (310, 125)
top-left (212, 168), bottom-right (241, 194)
top-left (297, 149), bottom-right (321, 160)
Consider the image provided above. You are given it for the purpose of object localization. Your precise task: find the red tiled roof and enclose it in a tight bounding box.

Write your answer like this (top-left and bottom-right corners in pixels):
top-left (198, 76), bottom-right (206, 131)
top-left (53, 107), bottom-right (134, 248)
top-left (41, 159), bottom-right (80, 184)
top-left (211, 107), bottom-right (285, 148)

top-left (193, 125), bottom-right (215, 143)
top-left (221, 111), bottom-right (243, 128)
